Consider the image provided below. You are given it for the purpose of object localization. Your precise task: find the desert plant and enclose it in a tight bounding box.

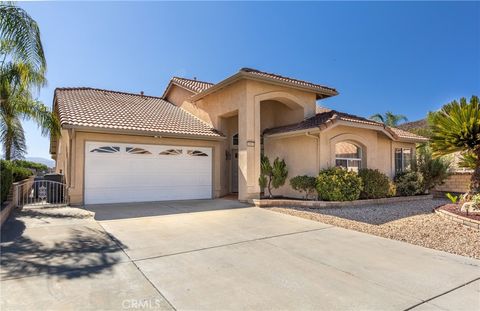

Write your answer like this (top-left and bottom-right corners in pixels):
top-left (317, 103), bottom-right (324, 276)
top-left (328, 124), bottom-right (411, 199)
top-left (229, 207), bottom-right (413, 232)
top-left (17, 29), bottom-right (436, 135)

top-left (1, 159), bottom-right (13, 203)
top-left (259, 155), bottom-right (288, 198)
top-left (316, 167), bottom-right (363, 201)
top-left (445, 193), bottom-right (459, 204)
top-left (358, 168), bottom-right (390, 199)
top-left (416, 145), bottom-right (451, 193)
top-left (428, 95), bottom-right (480, 194)
top-left (394, 171), bottom-right (424, 196)
top-left (290, 175), bottom-right (317, 199)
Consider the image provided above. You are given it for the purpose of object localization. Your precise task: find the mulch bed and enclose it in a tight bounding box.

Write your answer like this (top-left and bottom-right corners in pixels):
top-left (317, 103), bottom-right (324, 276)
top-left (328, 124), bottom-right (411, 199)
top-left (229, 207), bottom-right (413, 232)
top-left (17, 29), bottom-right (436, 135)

top-left (439, 204), bottom-right (480, 221)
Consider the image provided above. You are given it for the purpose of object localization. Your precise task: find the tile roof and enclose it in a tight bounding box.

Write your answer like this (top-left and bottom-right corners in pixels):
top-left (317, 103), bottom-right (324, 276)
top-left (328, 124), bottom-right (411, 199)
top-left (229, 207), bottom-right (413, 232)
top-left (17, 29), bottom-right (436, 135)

top-left (54, 87), bottom-right (222, 138)
top-left (239, 68), bottom-right (338, 94)
top-left (170, 77), bottom-right (214, 94)
top-left (263, 110), bottom-right (428, 142)
top-left (389, 127), bottom-right (428, 141)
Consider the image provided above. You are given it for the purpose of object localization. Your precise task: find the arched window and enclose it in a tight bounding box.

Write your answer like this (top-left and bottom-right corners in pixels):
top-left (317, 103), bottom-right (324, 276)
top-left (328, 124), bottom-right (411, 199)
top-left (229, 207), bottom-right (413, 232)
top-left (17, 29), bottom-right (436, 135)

top-left (335, 142), bottom-right (362, 172)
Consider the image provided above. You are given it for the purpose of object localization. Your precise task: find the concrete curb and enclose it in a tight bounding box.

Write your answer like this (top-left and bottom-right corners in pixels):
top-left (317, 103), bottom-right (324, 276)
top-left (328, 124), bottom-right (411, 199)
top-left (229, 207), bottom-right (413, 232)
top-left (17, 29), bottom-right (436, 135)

top-left (435, 207), bottom-right (480, 230)
top-left (253, 194), bottom-right (434, 208)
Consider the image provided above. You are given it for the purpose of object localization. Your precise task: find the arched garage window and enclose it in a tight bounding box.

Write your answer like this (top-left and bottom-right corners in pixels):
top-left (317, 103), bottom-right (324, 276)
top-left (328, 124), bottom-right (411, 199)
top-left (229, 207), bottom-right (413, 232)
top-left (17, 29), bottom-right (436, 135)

top-left (335, 142), bottom-right (362, 172)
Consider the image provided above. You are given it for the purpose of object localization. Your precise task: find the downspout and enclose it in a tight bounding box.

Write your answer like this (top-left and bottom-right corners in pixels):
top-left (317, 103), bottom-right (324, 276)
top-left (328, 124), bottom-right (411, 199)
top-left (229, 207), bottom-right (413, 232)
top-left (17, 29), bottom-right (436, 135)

top-left (305, 131), bottom-right (320, 173)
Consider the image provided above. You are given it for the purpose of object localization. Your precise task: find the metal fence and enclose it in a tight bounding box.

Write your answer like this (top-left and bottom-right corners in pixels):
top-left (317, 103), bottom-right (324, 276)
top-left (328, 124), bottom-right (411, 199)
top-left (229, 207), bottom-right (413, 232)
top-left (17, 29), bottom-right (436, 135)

top-left (15, 179), bottom-right (68, 208)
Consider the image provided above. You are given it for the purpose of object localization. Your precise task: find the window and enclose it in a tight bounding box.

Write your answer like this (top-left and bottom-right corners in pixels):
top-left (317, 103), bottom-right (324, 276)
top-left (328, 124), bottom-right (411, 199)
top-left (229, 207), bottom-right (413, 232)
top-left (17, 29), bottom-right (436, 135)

top-left (232, 134), bottom-right (238, 146)
top-left (159, 149), bottom-right (182, 155)
top-left (126, 147), bottom-right (151, 155)
top-left (395, 148), bottom-right (412, 173)
top-left (187, 150), bottom-right (208, 157)
top-left (90, 146), bottom-right (120, 153)
top-left (335, 142), bottom-right (362, 172)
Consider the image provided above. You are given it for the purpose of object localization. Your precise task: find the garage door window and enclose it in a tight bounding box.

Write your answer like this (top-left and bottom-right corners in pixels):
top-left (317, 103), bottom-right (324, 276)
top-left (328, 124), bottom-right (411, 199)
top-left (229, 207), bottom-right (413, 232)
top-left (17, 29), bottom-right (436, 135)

top-left (188, 150), bottom-right (208, 157)
top-left (159, 149), bottom-right (182, 155)
top-left (90, 146), bottom-right (120, 153)
top-left (126, 147), bottom-right (151, 155)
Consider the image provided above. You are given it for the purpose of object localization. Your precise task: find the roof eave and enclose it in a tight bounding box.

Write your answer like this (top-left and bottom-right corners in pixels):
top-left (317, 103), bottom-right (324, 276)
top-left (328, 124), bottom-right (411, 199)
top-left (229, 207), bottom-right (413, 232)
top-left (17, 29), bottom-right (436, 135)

top-left (191, 71), bottom-right (338, 101)
top-left (61, 124), bottom-right (226, 141)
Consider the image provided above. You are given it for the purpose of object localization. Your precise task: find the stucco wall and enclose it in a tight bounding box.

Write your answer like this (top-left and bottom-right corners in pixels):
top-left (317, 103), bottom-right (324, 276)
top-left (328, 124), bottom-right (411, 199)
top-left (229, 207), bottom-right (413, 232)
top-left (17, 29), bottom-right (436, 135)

top-left (165, 85), bottom-right (195, 107)
top-left (54, 129), bottom-right (71, 184)
top-left (64, 131), bottom-right (225, 205)
top-left (265, 124), bottom-right (417, 198)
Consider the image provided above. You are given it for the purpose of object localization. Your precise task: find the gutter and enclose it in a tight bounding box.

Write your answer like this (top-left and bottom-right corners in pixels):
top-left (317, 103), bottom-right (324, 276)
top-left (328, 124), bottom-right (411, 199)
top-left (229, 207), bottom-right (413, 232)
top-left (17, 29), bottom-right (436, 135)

top-left (61, 124), bottom-right (227, 141)
top-left (305, 131), bottom-right (321, 172)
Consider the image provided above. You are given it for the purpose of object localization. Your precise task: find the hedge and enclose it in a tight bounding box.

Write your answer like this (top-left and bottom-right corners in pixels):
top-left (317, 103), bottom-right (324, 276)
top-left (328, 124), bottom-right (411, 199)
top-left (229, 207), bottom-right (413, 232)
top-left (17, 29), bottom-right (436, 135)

top-left (1, 160), bottom-right (13, 204)
top-left (316, 167), bottom-right (363, 201)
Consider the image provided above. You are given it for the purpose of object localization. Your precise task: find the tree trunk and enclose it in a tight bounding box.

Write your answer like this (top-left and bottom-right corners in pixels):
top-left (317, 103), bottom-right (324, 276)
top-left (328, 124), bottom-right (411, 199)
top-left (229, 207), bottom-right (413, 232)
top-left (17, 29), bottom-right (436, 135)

top-left (4, 137), bottom-right (11, 160)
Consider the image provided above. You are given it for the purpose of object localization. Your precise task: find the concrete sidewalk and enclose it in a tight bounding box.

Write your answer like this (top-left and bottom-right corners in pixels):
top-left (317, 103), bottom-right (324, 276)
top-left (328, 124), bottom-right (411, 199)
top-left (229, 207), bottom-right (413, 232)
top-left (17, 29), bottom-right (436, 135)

top-left (1, 200), bottom-right (479, 310)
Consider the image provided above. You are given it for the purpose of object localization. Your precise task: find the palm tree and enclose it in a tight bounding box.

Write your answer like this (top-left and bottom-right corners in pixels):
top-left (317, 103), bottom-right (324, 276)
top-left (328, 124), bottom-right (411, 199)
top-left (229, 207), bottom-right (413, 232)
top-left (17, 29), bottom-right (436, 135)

top-left (370, 111), bottom-right (408, 127)
top-left (429, 96), bottom-right (480, 194)
top-left (0, 3), bottom-right (59, 160)
top-left (0, 2), bottom-right (46, 71)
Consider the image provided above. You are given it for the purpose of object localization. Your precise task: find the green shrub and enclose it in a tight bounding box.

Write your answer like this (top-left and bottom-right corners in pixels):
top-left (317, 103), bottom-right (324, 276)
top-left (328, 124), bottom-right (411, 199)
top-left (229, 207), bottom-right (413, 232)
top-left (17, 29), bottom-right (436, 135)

top-left (1, 160), bottom-right (13, 203)
top-left (394, 171), bottom-right (424, 196)
top-left (316, 167), bottom-right (363, 201)
top-left (12, 165), bottom-right (33, 182)
top-left (290, 175), bottom-right (317, 199)
top-left (12, 160), bottom-right (48, 172)
top-left (416, 146), bottom-right (451, 193)
top-left (259, 155), bottom-right (288, 198)
top-left (358, 168), bottom-right (390, 199)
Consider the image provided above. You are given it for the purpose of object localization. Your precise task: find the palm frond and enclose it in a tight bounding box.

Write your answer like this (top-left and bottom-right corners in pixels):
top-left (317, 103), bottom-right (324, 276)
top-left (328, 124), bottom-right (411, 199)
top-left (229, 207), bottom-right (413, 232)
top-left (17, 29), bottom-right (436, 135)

top-left (0, 3), bottom-right (46, 71)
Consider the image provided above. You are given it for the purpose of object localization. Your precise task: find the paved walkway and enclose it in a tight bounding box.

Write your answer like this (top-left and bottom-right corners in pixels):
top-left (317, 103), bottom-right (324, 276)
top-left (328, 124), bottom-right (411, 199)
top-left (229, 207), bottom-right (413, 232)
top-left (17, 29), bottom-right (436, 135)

top-left (1, 199), bottom-right (479, 310)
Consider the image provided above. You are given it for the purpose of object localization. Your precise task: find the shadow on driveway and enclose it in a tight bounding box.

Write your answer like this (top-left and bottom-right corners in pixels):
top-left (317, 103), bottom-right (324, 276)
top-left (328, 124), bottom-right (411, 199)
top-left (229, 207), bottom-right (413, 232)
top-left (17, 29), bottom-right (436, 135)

top-left (84, 199), bottom-right (251, 221)
top-left (0, 208), bottom-right (128, 280)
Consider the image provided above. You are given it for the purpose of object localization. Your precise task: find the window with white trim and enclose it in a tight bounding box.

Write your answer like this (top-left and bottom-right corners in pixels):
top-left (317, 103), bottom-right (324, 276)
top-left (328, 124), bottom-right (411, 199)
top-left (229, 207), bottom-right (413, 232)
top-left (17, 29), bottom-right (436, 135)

top-left (90, 146), bottom-right (120, 153)
top-left (335, 142), bottom-right (362, 172)
top-left (395, 148), bottom-right (412, 173)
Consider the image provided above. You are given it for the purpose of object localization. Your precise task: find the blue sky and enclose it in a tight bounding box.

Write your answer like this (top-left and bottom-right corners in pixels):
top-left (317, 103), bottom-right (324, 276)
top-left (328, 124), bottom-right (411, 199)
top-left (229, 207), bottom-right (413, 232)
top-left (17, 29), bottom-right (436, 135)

top-left (19, 1), bottom-right (480, 159)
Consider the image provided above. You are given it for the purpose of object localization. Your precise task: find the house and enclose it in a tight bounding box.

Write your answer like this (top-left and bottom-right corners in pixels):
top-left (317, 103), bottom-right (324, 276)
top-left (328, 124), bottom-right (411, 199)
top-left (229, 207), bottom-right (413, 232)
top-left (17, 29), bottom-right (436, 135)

top-left (50, 68), bottom-right (426, 205)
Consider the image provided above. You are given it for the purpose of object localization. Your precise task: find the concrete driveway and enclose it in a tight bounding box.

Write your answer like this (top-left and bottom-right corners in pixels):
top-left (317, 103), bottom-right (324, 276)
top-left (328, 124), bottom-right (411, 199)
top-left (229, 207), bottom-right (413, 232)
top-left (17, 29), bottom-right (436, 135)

top-left (1, 199), bottom-right (479, 310)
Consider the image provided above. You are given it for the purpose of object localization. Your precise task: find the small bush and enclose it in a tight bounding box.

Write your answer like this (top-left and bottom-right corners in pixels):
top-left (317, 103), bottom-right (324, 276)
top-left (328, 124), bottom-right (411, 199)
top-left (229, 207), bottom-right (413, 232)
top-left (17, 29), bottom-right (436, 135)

top-left (394, 171), bottom-right (424, 196)
top-left (416, 146), bottom-right (450, 193)
top-left (358, 168), bottom-right (390, 199)
top-left (1, 160), bottom-right (13, 203)
top-left (316, 167), bottom-right (363, 201)
top-left (388, 181), bottom-right (397, 197)
top-left (12, 165), bottom-right (33, 182)
top-left (290, 175), bottom-right (317, 199)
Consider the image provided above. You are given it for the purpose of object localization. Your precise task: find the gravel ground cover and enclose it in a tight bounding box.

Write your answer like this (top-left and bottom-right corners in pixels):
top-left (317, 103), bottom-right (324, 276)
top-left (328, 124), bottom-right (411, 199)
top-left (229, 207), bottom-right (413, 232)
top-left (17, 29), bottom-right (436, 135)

top-left (266, 199), bottom-right (480, 259)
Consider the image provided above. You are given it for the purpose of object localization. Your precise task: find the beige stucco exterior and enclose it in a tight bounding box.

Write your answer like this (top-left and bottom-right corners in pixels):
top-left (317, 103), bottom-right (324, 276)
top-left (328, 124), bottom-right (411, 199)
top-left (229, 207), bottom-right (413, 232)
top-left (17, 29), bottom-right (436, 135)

top-left (53, 73), bottom-right (420, 204)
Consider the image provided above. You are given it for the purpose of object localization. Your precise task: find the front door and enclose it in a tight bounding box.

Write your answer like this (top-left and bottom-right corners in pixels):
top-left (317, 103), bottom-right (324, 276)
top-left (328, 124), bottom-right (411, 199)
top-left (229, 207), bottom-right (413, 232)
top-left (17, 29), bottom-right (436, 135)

top-left (231, 149), bottom-right (238, 193)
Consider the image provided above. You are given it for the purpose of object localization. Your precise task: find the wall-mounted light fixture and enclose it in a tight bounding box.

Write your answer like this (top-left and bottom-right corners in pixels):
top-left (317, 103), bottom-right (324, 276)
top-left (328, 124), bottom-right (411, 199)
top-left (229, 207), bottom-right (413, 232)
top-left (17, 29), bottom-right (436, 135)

top-left (247, 140), bottom-right (255, 147)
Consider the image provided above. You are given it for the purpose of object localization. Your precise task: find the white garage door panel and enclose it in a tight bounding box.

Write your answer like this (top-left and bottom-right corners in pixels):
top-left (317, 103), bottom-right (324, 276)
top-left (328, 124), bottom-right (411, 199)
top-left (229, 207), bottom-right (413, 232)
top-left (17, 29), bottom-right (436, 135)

top-left (84, 142), bottom-right (212, 204)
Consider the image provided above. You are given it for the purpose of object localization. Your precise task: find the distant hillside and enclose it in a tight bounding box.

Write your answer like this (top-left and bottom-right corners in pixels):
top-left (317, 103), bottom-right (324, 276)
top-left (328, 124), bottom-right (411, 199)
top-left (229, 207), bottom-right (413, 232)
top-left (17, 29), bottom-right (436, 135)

top-left (398, 119), bottom-right (431, 138)
top-left (26, 157), bottom-right (55, 168)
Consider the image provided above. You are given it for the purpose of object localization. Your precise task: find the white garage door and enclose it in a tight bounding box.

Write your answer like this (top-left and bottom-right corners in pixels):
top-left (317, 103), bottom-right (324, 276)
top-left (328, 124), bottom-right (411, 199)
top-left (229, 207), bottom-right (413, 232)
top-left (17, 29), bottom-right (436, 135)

top-left (84, 142), bottom-right (212, 205)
